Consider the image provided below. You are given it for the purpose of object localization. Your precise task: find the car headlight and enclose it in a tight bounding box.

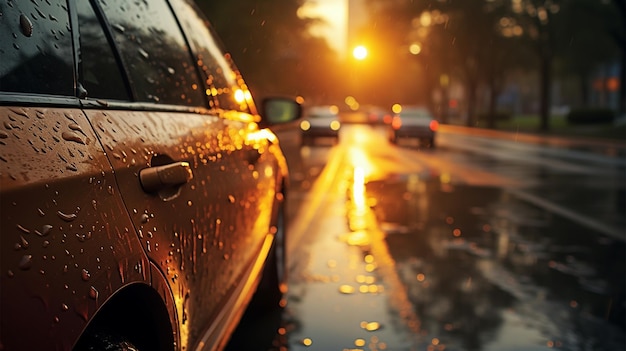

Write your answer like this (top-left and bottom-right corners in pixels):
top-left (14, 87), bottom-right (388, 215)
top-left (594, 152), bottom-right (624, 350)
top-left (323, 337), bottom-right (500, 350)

top-left (300, 120), bottom-right (311, 131)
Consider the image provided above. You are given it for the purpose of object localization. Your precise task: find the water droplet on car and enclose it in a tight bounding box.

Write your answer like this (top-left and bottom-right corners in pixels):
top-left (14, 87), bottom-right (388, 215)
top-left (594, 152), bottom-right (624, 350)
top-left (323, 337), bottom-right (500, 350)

top-left (61, 303), bottom-right (69, 311)
top-left (40, 224), bottom-right (52, 236)
top-left (81, 269), bottom-right (90, 281)
top-left (77, 83), bottom-right (88, 99)
top-left (89, 286), bottom-right (99, 300)
top-left (57, 211), bottom-right (77, 222)
top-left (0, 131), bottom-right (8, 139)
top-left (19, 13), bottom-right (34, 37)
top-left (17, 224), bottom-right (30, 234)
top-left (68, 123), bottom-right (86, 135)
top-left (113, 23), bottom-right (125, 33)
top-left (7, 270), bottom-right (15, 277)
top-left (20, 236), bottom-right (29, 249)
top-left (140, 213), bottom-right (149, 223)
top-left (19, 255), bottom-right (33, 270)
top-left (138, 48), bottom-right (149, 59)
top-left (61, 131), bottom-right (85, 145)
top-left (43, 240), bottom-right (50, 248)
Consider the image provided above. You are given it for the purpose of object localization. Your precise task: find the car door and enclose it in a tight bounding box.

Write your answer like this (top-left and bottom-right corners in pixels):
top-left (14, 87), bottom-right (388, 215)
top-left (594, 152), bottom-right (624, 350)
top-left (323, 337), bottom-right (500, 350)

top-left (77, 0), bottom-right (281, 348)
top-left (0, 1), bottom-right (149, 349)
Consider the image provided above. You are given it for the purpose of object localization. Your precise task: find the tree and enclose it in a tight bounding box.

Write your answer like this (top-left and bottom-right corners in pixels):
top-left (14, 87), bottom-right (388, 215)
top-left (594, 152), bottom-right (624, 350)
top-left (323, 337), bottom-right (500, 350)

top-left (557, 0), bottom-right (619, 109)
top-left (607, 0), bottom-right (625, 115)
top-left (194, 0), bottom-right (342, 102)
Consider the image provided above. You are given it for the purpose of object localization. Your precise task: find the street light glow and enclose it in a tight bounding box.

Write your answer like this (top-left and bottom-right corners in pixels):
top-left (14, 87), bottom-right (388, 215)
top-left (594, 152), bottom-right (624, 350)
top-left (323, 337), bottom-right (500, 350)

top-left (353, 45), bottom-right (368, 60)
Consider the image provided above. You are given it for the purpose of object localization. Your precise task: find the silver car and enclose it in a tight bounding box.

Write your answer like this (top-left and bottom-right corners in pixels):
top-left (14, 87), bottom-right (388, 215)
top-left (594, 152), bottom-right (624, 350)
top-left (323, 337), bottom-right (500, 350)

top-left (389, 106), bottom-right (439, 147)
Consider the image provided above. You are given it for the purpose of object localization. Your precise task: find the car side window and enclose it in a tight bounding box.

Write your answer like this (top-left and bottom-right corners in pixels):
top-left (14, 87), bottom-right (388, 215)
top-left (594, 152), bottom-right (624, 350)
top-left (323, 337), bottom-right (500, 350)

top-left (76, 0), bottom-right (130, 101)
top-left (169, 0), bottom-right (254, 113)
top-left (0, 0), bottom-right (74, 96)
top-left (96, 0), bottom-right (204, 106)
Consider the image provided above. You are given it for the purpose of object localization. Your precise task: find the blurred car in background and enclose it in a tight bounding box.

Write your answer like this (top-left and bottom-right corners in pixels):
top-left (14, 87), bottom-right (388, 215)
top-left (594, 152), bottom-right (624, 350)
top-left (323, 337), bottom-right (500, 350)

top-left (389, 106), bottom-right (439, 147)
top-left (362, 105), bottom-right (392, 125)
top-left (300, 105), bottom-right (341, 145)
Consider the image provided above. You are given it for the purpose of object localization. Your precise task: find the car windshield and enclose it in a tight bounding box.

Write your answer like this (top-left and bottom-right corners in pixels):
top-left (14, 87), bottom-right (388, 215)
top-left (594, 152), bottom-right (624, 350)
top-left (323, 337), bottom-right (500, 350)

top-left (400, 109), bottom-right (432, 119)
top-left (307, 105), bottom-right (339, 117)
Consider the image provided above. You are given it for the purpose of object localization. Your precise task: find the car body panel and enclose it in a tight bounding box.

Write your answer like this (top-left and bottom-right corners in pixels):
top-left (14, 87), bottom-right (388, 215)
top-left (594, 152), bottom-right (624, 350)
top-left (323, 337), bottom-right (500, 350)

top-left (0, 106), bottom-right (149, 350)
top-left (87, 108), bottom-right (280, 349)
top-left (1, 0), bottom-right (300, 349)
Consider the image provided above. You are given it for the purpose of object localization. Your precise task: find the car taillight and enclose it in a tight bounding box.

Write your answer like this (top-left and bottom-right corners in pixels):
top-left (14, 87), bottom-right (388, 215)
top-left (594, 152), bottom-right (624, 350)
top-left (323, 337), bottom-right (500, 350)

top-left (429, 120), bottom-right (439, 132)
top-left (392, 116), bottom-right (402, 129)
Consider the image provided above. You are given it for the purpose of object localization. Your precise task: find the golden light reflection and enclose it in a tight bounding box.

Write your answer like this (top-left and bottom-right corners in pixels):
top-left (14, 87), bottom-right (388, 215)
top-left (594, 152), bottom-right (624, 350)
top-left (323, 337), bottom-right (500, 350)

top-left (360, 321), bottom-right (381, 331)
top-left (246, 128), bottom-right (277, 145)
top-left (409, 43), bottom-right (422, 55)
top-left (339, 284), bottom-right (356, 294)
top-left (392, 103), bottom-right (402, 114)
top-left (300, 120), bottom-right (311, 131)
top-left (340, 230), bottom-right (371, 246)
top-left (440, 173), bottom-right (451, 184)
top-left (302, 338), bottom-right (313, 346)
top-left (234, 89), bottom-right (245, 103)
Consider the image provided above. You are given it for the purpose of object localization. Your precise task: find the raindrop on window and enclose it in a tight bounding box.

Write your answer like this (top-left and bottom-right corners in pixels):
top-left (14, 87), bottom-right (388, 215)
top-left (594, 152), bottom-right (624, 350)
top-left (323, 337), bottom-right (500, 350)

top-left (19, 255), bottom-right (33, 270)
top-left (19, 14), bottom-right (33, 37)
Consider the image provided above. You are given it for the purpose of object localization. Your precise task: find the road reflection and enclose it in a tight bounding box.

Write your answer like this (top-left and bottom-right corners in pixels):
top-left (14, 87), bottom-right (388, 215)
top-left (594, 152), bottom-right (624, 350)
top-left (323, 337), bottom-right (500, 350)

top-left (367, 175), bottom-right (625, 351)
top-left (228, 124), bottom-right (624, 351)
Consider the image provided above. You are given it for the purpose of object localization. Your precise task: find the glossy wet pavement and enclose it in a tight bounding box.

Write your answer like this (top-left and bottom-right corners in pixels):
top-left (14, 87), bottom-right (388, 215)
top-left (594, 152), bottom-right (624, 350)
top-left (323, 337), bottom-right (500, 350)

top-left (227, 123), bottom-right (625, 350)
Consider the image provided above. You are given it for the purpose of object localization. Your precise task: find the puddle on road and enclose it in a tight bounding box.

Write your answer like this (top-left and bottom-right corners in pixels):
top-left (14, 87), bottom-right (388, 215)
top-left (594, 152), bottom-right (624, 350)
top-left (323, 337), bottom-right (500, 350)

top-left (228, 167), bottom-right (624, 351)
top-left (366, 174), bottom-right (625, 351)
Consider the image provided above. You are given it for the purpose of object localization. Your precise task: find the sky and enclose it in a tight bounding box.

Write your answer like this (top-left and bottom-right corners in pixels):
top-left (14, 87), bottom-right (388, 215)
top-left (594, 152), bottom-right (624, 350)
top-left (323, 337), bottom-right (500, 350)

top-left (298, 0), bottom-right (349, 57)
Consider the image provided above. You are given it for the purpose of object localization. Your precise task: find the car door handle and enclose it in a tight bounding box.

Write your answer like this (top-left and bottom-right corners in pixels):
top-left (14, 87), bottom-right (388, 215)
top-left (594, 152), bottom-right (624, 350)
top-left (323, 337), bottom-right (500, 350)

top-left (139, 162), bottom-right (193, 193)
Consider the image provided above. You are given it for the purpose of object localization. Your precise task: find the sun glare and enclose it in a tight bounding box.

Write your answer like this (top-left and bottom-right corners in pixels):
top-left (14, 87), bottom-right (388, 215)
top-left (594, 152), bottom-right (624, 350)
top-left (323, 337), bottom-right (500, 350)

top-left (298, 0), bottom-right (348, 57)
top-left (352, 45), bottom-right (368, 60)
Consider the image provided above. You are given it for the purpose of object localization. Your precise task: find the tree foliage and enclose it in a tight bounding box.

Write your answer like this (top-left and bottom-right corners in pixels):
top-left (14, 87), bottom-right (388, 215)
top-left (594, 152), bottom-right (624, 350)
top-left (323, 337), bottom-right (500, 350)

top-left (194, 0), bottom-right (343, 103)
top-left (363, 0), bottom-right (623, 127)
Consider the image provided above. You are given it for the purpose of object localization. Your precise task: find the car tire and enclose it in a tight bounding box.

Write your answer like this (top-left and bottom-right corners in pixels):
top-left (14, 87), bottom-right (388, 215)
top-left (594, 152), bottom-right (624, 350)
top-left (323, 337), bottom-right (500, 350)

top-left (250, 204), bottom-right (286, 311)
top-left (75, 332), bottom-right (139, 351)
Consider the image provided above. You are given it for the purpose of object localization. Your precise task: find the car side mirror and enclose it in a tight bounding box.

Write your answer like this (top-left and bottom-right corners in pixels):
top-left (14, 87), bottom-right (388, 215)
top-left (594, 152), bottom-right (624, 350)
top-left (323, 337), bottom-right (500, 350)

top-left (259, 97), bottom-right (302, 128)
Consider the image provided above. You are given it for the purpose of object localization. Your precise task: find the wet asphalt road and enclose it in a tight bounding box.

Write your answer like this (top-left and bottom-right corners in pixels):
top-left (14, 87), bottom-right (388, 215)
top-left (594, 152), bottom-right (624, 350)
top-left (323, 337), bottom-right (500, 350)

top-left (226, 122), bottom-right (625, 351)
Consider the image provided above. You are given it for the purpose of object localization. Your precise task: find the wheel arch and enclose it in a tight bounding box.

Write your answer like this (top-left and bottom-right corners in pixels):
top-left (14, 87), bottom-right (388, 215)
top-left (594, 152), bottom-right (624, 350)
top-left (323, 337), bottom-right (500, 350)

top-left (74, 278), bottom-right (176, 351)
